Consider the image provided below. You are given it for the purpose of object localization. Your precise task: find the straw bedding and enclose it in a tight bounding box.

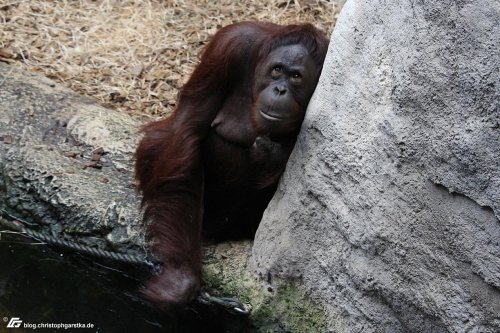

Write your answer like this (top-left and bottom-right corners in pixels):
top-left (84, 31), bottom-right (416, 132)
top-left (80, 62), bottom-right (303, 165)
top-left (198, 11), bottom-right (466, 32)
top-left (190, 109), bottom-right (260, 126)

top-left (0, 1), bottom-right (339, 118)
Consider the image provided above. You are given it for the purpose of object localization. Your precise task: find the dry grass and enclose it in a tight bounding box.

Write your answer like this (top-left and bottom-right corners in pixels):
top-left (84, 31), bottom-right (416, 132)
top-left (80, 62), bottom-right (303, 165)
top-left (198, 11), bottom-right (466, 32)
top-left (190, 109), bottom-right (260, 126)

top-left (0, 0), bottom-right (341, 119)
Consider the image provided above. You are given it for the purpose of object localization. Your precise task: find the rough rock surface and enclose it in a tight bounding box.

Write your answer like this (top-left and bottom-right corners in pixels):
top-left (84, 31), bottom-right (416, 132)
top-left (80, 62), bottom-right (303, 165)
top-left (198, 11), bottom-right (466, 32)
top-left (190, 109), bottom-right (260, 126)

top-left (253, 0), bottom-right (500, 332)
top-left (0, 62), bottom-right (146, 255)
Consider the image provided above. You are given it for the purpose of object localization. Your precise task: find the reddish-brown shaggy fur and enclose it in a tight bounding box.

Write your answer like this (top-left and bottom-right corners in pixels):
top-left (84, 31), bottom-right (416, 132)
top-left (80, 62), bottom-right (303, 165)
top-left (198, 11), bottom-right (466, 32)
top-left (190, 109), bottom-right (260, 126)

top-left (135, 21), bottom-right (328, 306)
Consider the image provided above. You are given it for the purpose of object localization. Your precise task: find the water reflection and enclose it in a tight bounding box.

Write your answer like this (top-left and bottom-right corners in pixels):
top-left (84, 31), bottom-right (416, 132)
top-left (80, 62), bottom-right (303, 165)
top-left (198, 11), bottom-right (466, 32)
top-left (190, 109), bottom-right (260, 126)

top-left (0, 233), bottom-right (250, 333)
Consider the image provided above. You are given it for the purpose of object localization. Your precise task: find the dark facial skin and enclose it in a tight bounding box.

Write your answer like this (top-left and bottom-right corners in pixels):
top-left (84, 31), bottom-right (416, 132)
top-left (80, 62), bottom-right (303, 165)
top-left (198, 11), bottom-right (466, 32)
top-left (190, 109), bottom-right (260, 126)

top-left (253, 44), bottom-right (318, 137)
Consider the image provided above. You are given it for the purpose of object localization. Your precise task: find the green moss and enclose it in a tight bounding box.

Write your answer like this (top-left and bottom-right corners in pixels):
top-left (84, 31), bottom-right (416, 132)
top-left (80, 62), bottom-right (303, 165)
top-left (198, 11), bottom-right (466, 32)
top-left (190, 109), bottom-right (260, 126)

top-left (201, 268), bottom-right (225, 289)
top-left (251, 283), bottom-right (328, 333)
top-left (201, 241), bottom-right (329, 332)
top-left (202, 259), bottom-right (259, 303)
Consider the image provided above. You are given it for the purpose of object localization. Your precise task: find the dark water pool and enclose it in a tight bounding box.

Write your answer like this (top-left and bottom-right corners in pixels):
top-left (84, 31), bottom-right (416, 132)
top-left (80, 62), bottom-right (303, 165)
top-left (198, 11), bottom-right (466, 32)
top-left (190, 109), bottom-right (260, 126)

top-left (0, 232), bottom-right (251, 333)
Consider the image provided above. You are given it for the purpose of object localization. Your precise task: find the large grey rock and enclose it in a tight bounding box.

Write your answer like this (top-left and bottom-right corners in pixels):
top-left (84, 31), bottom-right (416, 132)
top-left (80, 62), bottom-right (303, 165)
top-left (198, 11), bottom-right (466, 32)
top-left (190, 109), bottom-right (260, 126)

top-left (253, 0), bottom-right (500, 332)
top-left (0, 62), bottom-right (145, 254)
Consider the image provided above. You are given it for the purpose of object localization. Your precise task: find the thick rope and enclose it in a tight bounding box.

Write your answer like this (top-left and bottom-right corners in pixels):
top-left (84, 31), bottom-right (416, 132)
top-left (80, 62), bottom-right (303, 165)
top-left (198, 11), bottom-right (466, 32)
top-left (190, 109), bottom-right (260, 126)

top-left (198, 293), bottom-right (252, 315)
top-left (0, 216), bottom-right (154, 267)
top-left (0, 216), bottom-right (251, 315)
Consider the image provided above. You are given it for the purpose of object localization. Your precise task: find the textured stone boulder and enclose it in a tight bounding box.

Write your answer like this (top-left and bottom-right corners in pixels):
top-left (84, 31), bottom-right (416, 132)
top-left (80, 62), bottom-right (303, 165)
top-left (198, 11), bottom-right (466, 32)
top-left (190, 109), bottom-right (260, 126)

top-left (253, 0), bottom-right (500, 332)
top-left (0, 63), bottom-right (146, 255)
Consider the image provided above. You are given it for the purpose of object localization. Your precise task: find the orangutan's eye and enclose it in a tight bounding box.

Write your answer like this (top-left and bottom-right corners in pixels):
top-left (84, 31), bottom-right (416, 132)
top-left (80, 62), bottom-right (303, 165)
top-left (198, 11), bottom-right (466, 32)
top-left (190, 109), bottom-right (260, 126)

top-left (271, 66), bottom-right (283, 78)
